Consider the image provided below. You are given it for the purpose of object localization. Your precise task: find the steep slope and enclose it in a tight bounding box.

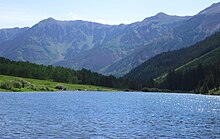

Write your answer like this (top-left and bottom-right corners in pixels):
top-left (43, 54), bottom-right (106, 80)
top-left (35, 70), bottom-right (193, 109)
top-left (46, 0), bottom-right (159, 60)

top-left (177, 47), bottom-right (220, 72)
top-left (0, 27), bottom-right (29, 43)
top-left (125, 32), bottom-right (220, 82)
top-left (0, 19), bottom-right (112, 64)
top-left (59, 13), bottom-right (189, 72)
top-left (155, 46), bottom-right (220, 84)
top-left (0, 2), bottom-right (220, 76)
top-left (0, 14), bottom-right (189, 70)
top-left (103, 2), bottom-right (220, 76)
top-left (160, 60), bottom-right (220, 94)
top-left (199, 2), bottom-right (220, 15)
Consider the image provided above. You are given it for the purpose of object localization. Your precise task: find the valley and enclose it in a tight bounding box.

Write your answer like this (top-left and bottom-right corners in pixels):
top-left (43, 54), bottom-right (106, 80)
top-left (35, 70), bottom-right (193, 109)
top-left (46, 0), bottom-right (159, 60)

top-left (0, 3), bottom-right (220, 77)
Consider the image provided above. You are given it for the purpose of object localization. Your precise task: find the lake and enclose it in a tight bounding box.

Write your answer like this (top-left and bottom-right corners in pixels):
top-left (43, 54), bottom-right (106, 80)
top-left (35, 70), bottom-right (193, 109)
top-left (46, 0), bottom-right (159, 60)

top-left (0, 92), bottom-right (219, 138)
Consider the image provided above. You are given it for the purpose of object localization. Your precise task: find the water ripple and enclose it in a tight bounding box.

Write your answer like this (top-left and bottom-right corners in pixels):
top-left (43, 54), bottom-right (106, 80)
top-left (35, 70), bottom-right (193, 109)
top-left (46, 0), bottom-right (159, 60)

top-left (0, 92), bottom-right (219, 138)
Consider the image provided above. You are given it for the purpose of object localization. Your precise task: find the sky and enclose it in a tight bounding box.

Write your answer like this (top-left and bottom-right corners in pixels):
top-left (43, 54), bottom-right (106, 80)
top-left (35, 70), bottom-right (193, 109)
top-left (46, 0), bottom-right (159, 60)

top-left (0, 0), bottom-right (220, 28)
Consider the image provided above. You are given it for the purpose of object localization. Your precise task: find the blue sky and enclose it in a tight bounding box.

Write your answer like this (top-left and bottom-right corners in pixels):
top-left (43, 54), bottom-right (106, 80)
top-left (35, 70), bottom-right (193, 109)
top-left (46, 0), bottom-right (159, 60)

top-left (0, 0), bottom-right (219, 28)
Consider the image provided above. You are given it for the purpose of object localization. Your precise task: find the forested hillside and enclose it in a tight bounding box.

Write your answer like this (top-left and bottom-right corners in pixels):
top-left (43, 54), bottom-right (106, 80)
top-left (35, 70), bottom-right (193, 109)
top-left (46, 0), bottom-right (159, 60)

top-left (125, 32), bottom-right (220, 82)
top-left (0, 57), bottom-right (128, 89)
top-left (160, 62), bottom-right (220, 95)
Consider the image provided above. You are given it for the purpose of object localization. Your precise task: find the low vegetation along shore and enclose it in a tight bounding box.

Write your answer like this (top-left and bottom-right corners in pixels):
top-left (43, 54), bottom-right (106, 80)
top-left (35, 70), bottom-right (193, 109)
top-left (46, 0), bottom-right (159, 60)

top-left (1, 75), bottom-right (219, 95)
top-left (0, 75), bottom-right (118, 92)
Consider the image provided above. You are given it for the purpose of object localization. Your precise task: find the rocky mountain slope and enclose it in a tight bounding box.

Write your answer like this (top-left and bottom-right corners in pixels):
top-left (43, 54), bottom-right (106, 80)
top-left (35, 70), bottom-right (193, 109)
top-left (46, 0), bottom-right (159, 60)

top-left (0, 27), bottom-right (29, 43)
top-left (103, 3), bottom-right (220, 76)
top-left (0, 2), bottom-right (220, 76)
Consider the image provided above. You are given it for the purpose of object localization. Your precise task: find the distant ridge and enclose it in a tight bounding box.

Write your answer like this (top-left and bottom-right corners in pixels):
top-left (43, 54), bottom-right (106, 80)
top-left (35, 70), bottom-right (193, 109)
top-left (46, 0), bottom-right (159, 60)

top-left (0, 2), bottom-right (220, 77)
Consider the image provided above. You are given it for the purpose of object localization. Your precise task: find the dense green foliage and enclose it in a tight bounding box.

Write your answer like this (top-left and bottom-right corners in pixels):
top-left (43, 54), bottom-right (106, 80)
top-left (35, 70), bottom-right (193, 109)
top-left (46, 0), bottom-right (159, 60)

top-left (0, 75), bottom-right (118, 92)
top-left (161, 63), bottom-right (220, 94)
top-left (177, 47), bottom-right (220, 72)
top-left (0, 79), bottom-right (36, 91)
top-left (126, 32), bottom-right (220, 83)
top-left (0, 57), bottom-right (128, 89)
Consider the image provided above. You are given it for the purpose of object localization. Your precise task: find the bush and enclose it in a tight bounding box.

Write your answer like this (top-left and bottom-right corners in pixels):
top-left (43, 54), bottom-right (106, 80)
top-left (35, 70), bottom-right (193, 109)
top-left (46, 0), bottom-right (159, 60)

top-left (199, 83), bottom-right (209, 94)
top-left (26, 84), bottom-right (36, 90)
top-left (141, 87), bottom-right (150, 92)
top-left (141, 87), bottom-right (170, 92)
top-left (0, 79), bottom-right (37, 91)
top-left (18, 79), bottom-right (32, 88)
top-left (0, 81), bottom-right (13, 90)
top-left (15, 79), bottom-right (36, 90)
top-left (123, 89), bottom-right (131, 92)
top-left (55, 85), bottom-right (66, 90)
top-left (40, 86), bottom-right (50, 91)
top-left (12, 80), bottom-right (23, 89)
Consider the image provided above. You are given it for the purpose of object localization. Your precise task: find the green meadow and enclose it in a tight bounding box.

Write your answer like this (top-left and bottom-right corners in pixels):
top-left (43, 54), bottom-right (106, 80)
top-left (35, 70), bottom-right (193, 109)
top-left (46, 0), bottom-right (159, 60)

top-left (0, 75), bottom-right (118, 92)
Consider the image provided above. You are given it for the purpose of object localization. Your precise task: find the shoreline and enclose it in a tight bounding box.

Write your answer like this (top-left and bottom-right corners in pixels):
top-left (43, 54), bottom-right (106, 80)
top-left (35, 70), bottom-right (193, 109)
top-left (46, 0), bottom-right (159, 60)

top-left (0, 90), bottom-right (219, 96)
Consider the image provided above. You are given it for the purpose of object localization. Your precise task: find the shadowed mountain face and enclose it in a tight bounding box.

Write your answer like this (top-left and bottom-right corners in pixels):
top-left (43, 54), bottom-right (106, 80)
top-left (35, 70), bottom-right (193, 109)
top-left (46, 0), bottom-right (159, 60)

top-left (0, 2), bottom-right (220, 76)
top-left (125, 32), bottom-right (220, 82)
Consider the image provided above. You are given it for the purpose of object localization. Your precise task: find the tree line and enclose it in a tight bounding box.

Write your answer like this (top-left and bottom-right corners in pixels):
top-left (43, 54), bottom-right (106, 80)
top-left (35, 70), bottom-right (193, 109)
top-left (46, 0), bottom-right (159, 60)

top-left (126, 62), bottom-right (220, 94)
top-left (158, 63), bottom-right (220, 94)
top-left (0, 57), bottom-right (129, 89)
top-left (1, 56), bottom-right (219, 93)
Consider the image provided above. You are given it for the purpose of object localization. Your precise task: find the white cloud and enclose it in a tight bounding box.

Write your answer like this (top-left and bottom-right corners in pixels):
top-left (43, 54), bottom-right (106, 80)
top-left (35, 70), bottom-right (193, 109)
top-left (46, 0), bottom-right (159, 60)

top-left (95, 19), bottom-right (114, 25)
top-left (69, 11), bottom-right (79, 20)
top-left (71, 15), bottom-right (79, 20)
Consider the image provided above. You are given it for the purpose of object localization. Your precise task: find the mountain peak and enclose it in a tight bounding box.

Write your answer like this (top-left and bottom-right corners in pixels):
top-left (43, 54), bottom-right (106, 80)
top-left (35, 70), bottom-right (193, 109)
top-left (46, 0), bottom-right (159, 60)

top-left (36, 17), bottom-right (59, 26)
top-left (141, 12), bottom-right (190, 25)
top-left (38, 17), bottom-right (57, 24)
top-left (43, 17), bottom-right (56, 22)
top-left (155, 12), bottom-right (169, 17)
top-left (199, 2), bottom-right (220, 15)
top-left (142, 12), bottom-right (170, 22)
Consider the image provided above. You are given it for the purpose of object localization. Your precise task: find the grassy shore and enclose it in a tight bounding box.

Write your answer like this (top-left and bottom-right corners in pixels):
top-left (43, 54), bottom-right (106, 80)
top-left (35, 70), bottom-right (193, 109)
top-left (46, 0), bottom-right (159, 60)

top-left (0, 75), bottom-right (118, 92)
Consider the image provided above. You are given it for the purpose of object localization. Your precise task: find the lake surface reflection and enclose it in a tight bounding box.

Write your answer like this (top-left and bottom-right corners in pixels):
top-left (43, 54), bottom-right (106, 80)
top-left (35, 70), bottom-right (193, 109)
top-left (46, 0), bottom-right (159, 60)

top-left (0, 92), bottom-right (219, 138)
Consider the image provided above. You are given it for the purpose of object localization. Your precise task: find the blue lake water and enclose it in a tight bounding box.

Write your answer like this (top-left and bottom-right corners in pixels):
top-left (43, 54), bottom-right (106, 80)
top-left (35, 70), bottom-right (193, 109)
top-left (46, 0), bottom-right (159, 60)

top-left (0, 91), bottom-right (219, 138)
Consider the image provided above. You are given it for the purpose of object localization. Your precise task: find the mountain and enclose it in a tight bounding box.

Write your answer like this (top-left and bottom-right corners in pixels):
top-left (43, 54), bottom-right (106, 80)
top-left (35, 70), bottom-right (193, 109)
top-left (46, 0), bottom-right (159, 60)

top-left (0, 2), bottom-right (220, 76)
top-left (125, 31), bottom-right (220, 82)
top-left (176, 47), bottom-right (220, 72)
top-left (0, 13), bottom-right (189, 69)
top-left (102, 3), bottom-right (220, 76)
top-left (0, 27), bottom-right (29, 43)
top-left (57, 13), bottom-right (189, 72)
top-left (199, 2), bottom-right (220, 15)
top-left (0, 19), bottom-right (112, 65)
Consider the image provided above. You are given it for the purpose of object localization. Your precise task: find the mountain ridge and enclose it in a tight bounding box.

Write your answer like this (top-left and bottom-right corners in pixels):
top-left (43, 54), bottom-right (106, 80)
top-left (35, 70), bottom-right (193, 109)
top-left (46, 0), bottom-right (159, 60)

top-left (0, 27), bottom-right (29, 43)
top-left (0, 2), bottom-right (220, 76)
top-left (0, 11), bottom-right (188, 69)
